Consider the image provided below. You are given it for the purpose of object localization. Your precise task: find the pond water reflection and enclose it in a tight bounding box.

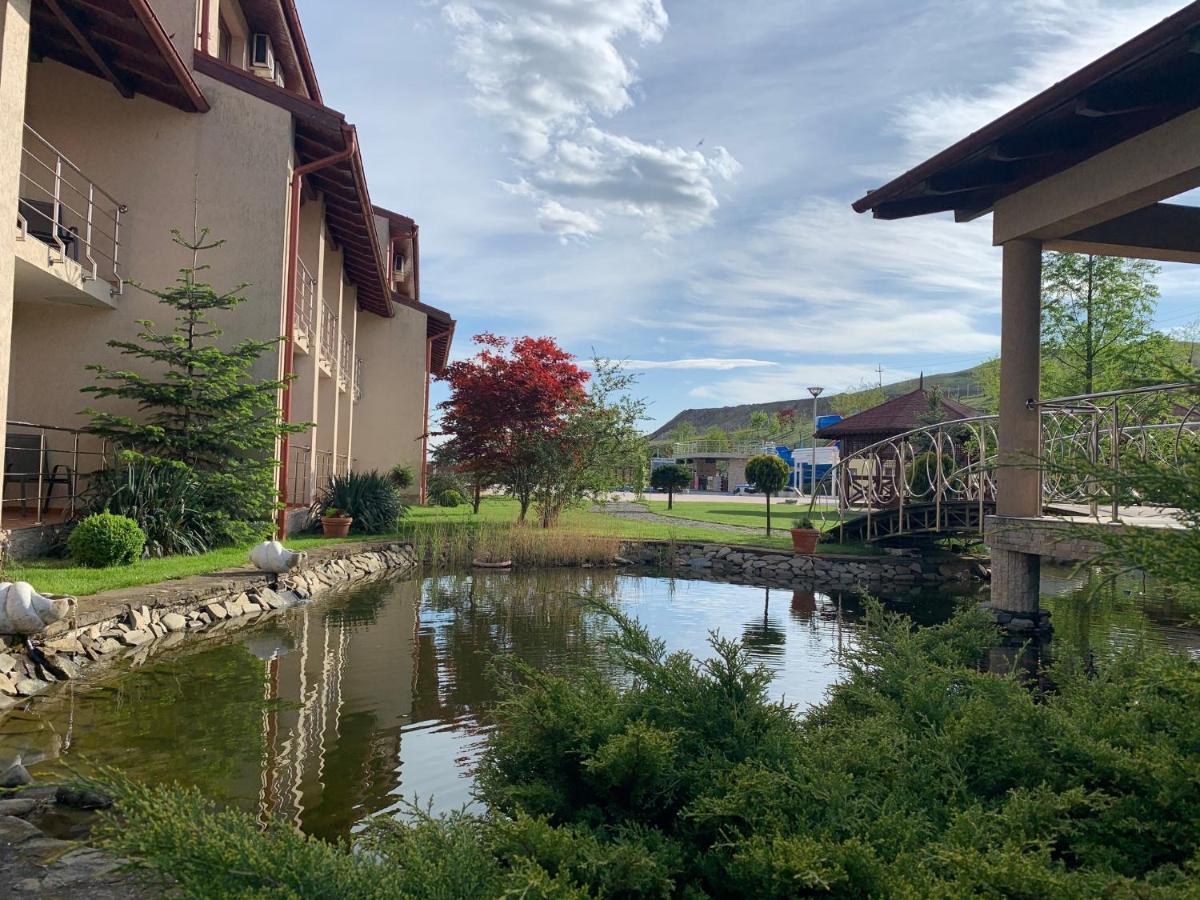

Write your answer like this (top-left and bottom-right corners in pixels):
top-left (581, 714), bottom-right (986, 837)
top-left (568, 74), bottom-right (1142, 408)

top-left (1, 566), bottom-right (1196, 842)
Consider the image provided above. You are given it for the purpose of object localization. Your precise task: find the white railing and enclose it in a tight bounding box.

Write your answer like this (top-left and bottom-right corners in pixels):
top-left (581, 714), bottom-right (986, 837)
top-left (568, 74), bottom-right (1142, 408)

top-left (335, 454), bottom-right (350, 476)
top-left (672, 439), bottom-right (775, 458)
top-left (3, 422), bottom-right (112, 525)
top-left (295, 259), bottom-right (317, 344)
top-left (354, 357), bottom-right (363, 402)
top-left (18, 124), bottom-right (126, 292)
top-left (319, 303), bottom-right (337, 367)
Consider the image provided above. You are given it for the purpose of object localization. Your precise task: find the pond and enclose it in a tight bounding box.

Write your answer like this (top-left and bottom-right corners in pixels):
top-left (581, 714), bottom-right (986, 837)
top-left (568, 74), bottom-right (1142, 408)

top-left (1, 566), bottom-right (1196, 843)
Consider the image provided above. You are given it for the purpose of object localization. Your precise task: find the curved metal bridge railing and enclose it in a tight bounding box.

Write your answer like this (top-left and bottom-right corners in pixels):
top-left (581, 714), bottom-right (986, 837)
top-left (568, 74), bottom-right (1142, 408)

top-left (814, 382), bottom-right (1200, 541)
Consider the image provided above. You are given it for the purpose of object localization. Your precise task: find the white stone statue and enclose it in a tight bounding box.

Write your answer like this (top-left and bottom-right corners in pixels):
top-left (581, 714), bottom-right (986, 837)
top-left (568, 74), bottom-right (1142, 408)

top-left (0, 582), bottom-right (74, 636)
top-left (249, 541), bottom-right (307, 575)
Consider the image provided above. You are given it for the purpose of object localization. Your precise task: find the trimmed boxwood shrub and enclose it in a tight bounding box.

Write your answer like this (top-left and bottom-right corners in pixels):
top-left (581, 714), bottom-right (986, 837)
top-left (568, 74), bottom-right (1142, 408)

top-left (68, 513), bottom-right (146, 568)
top-left (436, 489), bottom-right (465, 508)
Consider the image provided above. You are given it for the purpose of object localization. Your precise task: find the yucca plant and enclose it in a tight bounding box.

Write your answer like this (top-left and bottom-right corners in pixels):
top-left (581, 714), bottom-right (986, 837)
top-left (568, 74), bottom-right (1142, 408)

top-left (84, 457), bottom-right (215, 556)
top-left (311, 471), bottom-right (406, 535)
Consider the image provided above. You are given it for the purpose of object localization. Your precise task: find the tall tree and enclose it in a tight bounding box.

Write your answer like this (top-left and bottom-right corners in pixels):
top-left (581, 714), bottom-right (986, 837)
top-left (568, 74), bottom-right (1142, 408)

top-left (83, 226), bottom-right (302, 540)
top-left (1041, 253), bottom-right (1169, 397)
top-left (436, 333), bottom-right (589, 523)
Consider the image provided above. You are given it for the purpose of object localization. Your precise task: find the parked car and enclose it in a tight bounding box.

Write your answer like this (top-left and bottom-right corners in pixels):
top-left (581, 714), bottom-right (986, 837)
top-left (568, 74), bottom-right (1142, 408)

top-left (731, 484), bottom-right (759, 495)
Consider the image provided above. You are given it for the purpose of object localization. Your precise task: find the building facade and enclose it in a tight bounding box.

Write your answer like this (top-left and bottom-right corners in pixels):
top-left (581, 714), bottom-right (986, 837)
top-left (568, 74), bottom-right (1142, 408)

top-left (0, 0), bottom-right (452, 541)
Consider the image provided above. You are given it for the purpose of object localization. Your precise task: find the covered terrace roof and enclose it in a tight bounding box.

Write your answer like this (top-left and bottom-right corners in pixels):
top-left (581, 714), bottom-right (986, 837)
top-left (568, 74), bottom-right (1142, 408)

top-left (30, 0), bottom-right (208, 112)
top-left (195, 55), bottom-right (391, 317)
top-left (853, 2), bottom-right (1200, 221)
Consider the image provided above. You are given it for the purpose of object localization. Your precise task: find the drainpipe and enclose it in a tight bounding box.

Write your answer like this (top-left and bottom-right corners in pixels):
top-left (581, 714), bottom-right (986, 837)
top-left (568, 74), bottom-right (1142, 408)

top-left (277, 125), bottom-right (358, 539)
top-left (199, 0), bottom-right (211, 54)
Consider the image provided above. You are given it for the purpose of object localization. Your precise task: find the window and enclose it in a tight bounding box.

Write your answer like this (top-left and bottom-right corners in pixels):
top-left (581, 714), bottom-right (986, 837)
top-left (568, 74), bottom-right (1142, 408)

top-left (218, 17), bottom-right (232, 62)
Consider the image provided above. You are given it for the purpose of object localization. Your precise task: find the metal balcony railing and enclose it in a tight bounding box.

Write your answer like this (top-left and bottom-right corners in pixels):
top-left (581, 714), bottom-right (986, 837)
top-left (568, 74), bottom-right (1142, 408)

top-left (314, 449), bottom-right (334, 494)
top-left (295, 259), bottom-right (317, 344)
top-left (671, 439), bottom-right (776, 458)
top-left (354, 357), bottom-right (363, 402)
top-left (287, 442), bottom-right (311, 506)
top-left (338, 333), bottom-right (352, 387)
top-left (18, 124), bottom-right (127, 292)
top-left (3, 422), bottom-right (112, 525)
top-left (319, 303), bottom-right (337, 367)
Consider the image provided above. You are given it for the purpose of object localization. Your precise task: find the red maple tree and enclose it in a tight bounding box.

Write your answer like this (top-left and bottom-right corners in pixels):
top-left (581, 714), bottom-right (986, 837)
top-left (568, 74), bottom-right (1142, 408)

top-left (436, 333), bottom-right (589, 521)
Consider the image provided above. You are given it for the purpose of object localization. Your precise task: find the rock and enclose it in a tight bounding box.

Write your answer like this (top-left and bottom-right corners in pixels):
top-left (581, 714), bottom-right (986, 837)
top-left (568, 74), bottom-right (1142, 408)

top-left (97, 639), bottom-right (123, 655)
top-left (37, 652), bottom-right (79, 681)
top-left (0, 797), bottom-right (38, 817)
top-left (1008, 617), bottom-right (1036, 632)
top-left (118, 630), bottom-right (152, 647)
top-left (161, 613), bottom-right (187, 632)
top-left (0, 653), bottom-right (15, 675)
top-left (0, 814), bottom-right (41, 842)
top-left (255, 588), bottom-right (286, 610)
top-left (55, 785), bottom-right (113, 810)
top-left (203, 601), bottom-right (228, 621)
top-left (126, 607), bottom-right (149, 631)
top-left (13, 679), bottom-right (44, 697)
top-left (0, 763), bottom-right (32, 788)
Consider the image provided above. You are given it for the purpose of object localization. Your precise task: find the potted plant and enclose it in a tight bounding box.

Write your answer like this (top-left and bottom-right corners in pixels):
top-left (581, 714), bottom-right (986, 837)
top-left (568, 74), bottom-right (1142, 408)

top-left (789, 516), bottom-right (820, 554)
top-left (320, 506), bottom-right (353, 538)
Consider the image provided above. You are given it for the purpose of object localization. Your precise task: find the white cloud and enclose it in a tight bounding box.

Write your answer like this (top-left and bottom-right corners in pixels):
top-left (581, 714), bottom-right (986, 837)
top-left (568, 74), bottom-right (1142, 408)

top-left (442, 0), bottom-right (739, 237)
top-left (687, 363), bottom-right (899, 406)
top-left (888, 0), bottom-right (1183, 165)
top-left (536, 200), bottom-right (601, 240)
top-left (624, 358), bottom-right (778, 370)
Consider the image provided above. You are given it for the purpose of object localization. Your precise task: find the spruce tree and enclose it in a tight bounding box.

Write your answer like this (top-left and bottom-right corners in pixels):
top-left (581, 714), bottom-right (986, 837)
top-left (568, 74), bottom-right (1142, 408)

top-left (82, 225), bottom-right (302, 541)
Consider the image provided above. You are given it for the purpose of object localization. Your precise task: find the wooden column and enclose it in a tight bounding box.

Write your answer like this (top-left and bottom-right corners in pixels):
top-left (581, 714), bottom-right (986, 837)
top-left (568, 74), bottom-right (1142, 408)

top-left (992, 238), bottom-right (1042, 613)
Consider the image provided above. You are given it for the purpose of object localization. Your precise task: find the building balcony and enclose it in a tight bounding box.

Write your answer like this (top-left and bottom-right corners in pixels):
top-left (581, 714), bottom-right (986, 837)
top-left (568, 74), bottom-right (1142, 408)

top-left (354, 356), bottom-right (363, 403)
top-left (3, 420), bottom-right (111, 529)
top-left (318, 302), bottom-right (337, 377)
top-left (293, 259), bottom-right (317, 354)
top-left (337, 333), bottom-right (352, 393)
top-left (15, 124), bottom-right (126, 310)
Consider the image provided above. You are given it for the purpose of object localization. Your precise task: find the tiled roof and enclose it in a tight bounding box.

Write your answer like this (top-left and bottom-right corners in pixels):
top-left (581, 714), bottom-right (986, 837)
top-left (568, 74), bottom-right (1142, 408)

top-left (815, 388), bottom-right (979, 439)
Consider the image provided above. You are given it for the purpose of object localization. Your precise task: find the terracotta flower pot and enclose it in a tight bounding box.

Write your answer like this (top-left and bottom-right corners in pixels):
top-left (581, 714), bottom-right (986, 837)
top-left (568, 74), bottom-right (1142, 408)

top-left (790, 528), bottom-right (820, 555)
top-left (321, 516), bottom-right (353, 538)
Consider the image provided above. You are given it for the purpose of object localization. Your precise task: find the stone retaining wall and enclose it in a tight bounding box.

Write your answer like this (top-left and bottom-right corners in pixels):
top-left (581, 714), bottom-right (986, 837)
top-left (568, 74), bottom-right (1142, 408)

top-left (0, 542), bottom-right (417, 709)
top-left (619, 541), bottom-right (983, 590)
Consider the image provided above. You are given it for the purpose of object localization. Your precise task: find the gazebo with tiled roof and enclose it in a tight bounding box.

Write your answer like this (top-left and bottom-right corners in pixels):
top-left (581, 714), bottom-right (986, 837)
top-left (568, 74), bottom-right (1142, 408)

top-left (815, 384), bottom-right (979, 457)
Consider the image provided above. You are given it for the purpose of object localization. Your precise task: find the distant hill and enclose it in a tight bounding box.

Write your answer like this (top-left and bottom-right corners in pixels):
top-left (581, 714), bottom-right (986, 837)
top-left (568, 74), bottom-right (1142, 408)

top-left (649, 364), bottom-right (989, 440)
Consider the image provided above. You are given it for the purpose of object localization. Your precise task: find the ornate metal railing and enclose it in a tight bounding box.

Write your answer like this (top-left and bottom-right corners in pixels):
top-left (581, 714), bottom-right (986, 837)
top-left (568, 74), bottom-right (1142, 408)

top-left (18, 124), bottom-right (126, 292)
top-left (314, 449), bottom-right (334, 494)
top-left (815, 382), bottom-right (1200, 538)
top-left (354, 356), bottom-right (363, 402)
top-left (338, 333), bottom-right (352, 389)
top-left (671, 439), bottom-right (775, 458)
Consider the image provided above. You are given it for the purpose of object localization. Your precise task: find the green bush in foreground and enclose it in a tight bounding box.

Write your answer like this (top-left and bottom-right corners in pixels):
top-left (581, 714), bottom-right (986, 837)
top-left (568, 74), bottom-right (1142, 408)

top-left (91, 604), bottom-right (1200, 897)
top-left (67, 513), bottom-right (146, 568)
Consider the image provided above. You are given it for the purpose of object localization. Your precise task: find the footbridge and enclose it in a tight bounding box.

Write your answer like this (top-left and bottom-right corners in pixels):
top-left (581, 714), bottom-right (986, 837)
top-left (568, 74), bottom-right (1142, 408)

top-left (819, 383), bottom-right (1198, 544)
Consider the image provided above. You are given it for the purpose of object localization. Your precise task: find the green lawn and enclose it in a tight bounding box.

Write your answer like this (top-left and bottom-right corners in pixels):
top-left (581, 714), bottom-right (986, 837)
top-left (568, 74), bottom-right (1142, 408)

top-left (4, 534), bottom-right (382, 598)
top-left (642, 499), bottom-right (839, 531)
top-left (7, 497), bottom-right (875, 598)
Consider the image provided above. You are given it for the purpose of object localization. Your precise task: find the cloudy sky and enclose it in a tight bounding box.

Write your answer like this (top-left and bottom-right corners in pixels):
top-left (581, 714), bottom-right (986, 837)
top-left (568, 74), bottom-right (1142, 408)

top-left (298, 0), bottom-right (1200, 430)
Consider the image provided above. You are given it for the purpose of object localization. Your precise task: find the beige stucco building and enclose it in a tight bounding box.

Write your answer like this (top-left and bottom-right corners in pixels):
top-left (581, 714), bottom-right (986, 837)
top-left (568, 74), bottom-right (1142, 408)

top-left (0, 0), bottom-right (453, 543)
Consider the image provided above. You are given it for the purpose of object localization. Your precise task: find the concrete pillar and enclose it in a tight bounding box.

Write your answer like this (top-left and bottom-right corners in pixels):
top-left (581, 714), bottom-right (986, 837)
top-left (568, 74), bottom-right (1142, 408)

top-left (993, 239), bottom-right (1043, 612)
top-left (0, 1), bottom-right (32, 530)
top-left (727, 458), bottom-right (747, 492)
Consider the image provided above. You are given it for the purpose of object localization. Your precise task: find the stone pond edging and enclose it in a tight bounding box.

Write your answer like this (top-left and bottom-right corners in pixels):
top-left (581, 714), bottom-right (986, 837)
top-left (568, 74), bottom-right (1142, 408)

top-left (0, 541), bottom-right (418, 707)
top-left (618, 540), bottom-right (986, 590)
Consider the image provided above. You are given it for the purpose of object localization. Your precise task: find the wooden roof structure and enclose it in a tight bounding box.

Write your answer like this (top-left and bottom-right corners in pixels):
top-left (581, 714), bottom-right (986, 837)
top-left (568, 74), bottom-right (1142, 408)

top-left (815, 387), bottom-right (979, 441)
top-left (195, 55), bottom-right (391, 317)
top-left (853, 2), bottom-right (1200, 221)
top-left (30, 0), bottom-right (209, 113)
